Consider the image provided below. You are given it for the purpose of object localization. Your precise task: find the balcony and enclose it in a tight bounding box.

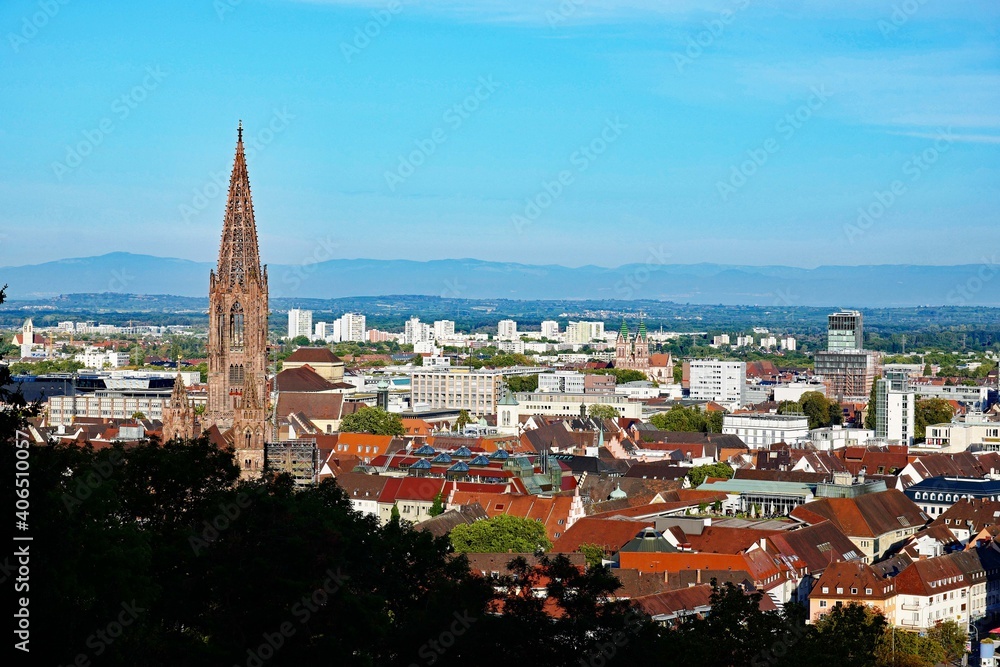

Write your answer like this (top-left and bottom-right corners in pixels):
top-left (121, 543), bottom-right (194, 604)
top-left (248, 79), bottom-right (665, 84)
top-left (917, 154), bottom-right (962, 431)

top-left (900, 618), bottom-right (922, 627)
top-left (901, 604), bottom-right (921, 611)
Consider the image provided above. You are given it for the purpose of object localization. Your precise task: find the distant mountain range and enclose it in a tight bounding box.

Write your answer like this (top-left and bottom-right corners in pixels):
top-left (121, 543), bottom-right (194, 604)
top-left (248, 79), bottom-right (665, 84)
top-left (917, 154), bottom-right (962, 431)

top-left (1, 252), bottom-right (995, 307)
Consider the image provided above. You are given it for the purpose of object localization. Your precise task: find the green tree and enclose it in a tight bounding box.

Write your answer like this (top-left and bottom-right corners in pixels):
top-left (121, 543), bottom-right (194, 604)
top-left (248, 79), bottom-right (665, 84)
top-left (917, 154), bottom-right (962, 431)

top-left (428, 492), bottom-right (445, 517)
top-left (914, 398), bottom-right (955, 440)
top-left (800, 391), bottom-right (842, 429)
top-left (590, 368), bottom-right (647, 384)
top-left (192, 361), bottom-right (208, 383)
top-left (812, 602), bottom-right (887, 667)
top-left (865, 377), bottom-right (880, 430)
top-left (673, 364), bottom-right (683, 384)
top-left (9, 358), bottom-right (85, 375)
top-left (291, 334), bottom-right (310, 346)
top-left (338, 405), bottom-right (405, 436)
top-left (130, 344), bottom-right (146, 367)
top-left (578, 543), bottom-right (606, 568)
top-left (450, 515), bottom-right (553, 554)
top-left (454, 409), bottom-right (472, 431)
top-left (777, 400), bottom-right (802, 415)
top-left (649, 405), bottom-right (722, 433)
top-left (874, 627), bottom-right (944, 667)
top-left (506, 374), bottom-right (538, 393)
top-left (926, 619), bottom-right (966, 664)
top-left (588, 404), bottom-right (619, 420)
top-left (487, 353), bottom-right (532, 368)
top-left (687, 462), bottom-right (734, 488)
top-left (671, 583), bottom-right (803, 666)
top-left (923, 363), bottom-right (933, 376)
top-left (489, 554), bottom-right (663, 666)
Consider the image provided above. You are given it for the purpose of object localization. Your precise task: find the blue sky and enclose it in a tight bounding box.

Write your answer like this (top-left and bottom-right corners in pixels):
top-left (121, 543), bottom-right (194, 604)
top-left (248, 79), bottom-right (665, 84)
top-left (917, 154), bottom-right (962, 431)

top-left (1, 0), bottom-right (998, 269)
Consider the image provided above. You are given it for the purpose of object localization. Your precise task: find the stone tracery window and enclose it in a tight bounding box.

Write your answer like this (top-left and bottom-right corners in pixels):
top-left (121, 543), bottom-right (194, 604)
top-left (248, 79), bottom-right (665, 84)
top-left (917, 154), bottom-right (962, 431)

top-left (230, 302), bottom-right (245, 351)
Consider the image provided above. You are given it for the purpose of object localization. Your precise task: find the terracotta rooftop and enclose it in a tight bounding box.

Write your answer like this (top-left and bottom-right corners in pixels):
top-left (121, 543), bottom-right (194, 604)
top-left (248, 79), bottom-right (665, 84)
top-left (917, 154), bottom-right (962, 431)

top-left (274, 366), bottom-right (339, 392)
top-left (790, 489), bottom-right (927, 539)
top-left (285, 347), bottom-right (344, 364)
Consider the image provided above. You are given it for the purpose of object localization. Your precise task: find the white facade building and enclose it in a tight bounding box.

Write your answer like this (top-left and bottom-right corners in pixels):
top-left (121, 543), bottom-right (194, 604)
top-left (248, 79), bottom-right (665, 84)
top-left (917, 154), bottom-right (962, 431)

top-left (806, 426), bottom-right (876, 452)
top-left (511, 392), bottom-right (643, 420)
top-left (409, 366), bottom-right (546, 415)
top-left (74, 348), bottom-right (130, 369)
top-left (876, 370), bottom-right (915, 446)
top-left (497, 319), bottom-right (518, 341)
top-left (780, 336), bottom-right (797, 351)
top-left (287, 309), bottom-right (313, 340)
top-left (722, 413), bottom-right (810, 450)
top-left (496, 340), bottom-right (525, 354)
top-left (773, 382), bottom-right (827, 404)
top-left (689, 360), bottom-right (746, 409)
top-left (49, 392), bottom-right (169, 425)
top-left (340, 313), bottom-right (366, 342)
top-left (433, 320), bottom-right (455, 340)
top-left (541, 320), bottom-right (560, 339)
top-left (405, 317), bottom-right (433, 345)
top-left (615, 381), bottom-right (659, 400)
top-left (924, 417), bottom-right (1000, 453)
top-left (538, 371), bottom-right (586, 394)
top-left (912, 383), bottom-right (990, 410)
top-left (565, 321), bottom-right (605, 344)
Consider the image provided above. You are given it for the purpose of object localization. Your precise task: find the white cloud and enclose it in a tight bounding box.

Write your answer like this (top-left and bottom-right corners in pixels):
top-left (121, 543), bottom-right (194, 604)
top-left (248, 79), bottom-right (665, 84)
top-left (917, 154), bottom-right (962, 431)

top-left (888, 130), bottom-right (1000, 144)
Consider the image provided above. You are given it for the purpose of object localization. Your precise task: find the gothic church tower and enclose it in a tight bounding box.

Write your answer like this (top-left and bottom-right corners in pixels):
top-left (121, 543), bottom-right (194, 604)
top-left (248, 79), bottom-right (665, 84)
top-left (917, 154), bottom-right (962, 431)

top-left (204, 123), bottom-right (270, 476)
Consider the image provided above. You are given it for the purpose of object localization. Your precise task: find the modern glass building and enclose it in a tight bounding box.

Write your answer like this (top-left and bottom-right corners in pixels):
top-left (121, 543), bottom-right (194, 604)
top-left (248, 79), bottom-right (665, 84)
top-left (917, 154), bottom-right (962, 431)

top-left (827, 310), bottom-right (864, 351)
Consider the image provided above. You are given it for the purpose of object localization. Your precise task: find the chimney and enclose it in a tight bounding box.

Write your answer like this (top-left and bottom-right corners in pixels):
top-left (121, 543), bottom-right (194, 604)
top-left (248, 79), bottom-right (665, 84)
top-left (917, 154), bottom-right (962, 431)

top-left (760, 538), bottom-right (767, 550)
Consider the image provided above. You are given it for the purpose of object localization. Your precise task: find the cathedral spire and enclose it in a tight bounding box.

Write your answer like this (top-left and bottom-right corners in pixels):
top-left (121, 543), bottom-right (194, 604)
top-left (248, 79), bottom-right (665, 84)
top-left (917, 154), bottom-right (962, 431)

top-left (618, 316), bottom-right (629, 339)
top-left (215, 123), bottom-right (262, 290)
top-left (170, 371), bottom-right (189, 404)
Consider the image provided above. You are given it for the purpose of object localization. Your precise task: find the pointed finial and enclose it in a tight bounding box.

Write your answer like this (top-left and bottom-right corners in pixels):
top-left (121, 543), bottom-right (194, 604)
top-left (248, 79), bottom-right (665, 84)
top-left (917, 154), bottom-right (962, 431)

top-left (238, 119), bottom-right (243, 142)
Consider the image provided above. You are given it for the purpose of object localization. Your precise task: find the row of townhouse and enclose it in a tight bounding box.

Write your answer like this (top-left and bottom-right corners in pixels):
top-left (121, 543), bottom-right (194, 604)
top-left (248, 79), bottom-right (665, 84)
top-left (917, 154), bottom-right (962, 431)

top-left (809, 547), bottom-right (993, 630)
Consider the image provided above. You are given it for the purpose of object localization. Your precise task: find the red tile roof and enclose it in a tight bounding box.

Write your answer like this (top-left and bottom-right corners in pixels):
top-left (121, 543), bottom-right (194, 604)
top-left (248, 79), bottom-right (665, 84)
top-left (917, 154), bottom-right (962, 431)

top-left (274, 366), bottom-right (339, 392)
top-left (551, 517), bottom-right (654, 553)
top-left (790, 490), bottom-right (927, 539)
top-left (275, 392), bottom-right (345, 420)
top-left (450, 491), bottom-right (579, 541)
top-left (285, 347), bottom-right (344, 364)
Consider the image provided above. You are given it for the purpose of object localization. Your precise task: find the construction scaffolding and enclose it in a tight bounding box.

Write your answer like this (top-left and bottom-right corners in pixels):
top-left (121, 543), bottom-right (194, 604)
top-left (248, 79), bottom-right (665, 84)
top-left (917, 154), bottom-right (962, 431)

top-left (265, 439), bottom-right (319, 487)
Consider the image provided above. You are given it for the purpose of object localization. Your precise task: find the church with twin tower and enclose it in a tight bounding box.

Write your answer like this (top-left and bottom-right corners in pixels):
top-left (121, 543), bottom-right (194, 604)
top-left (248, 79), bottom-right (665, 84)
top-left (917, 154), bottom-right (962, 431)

top-left (202, 123), bottom-right (270, 476)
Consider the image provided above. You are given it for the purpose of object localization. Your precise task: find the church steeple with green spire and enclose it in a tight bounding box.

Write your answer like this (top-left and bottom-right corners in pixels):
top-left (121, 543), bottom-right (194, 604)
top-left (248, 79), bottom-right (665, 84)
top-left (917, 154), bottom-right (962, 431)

top-left (618, 317), bottom-right (629, 339)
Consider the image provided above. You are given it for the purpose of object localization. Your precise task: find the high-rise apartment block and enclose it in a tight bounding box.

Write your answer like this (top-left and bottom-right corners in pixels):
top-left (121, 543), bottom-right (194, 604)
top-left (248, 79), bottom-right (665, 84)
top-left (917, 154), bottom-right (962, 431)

top-left (875, 369), bottom-right (915, 445)
top-left (497, 319), bottom-right (518, 341)
top-left (688, 359), bottom-right (746, 409)
top-left (287, 309), bottom-right (312, 340)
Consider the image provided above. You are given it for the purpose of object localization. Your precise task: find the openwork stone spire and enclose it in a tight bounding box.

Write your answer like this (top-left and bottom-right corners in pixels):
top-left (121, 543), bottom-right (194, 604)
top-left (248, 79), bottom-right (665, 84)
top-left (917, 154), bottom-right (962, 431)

top-left (216, 121), bottom-right (263, 290)
top-left (205, 123), bottom-right (270, 478)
